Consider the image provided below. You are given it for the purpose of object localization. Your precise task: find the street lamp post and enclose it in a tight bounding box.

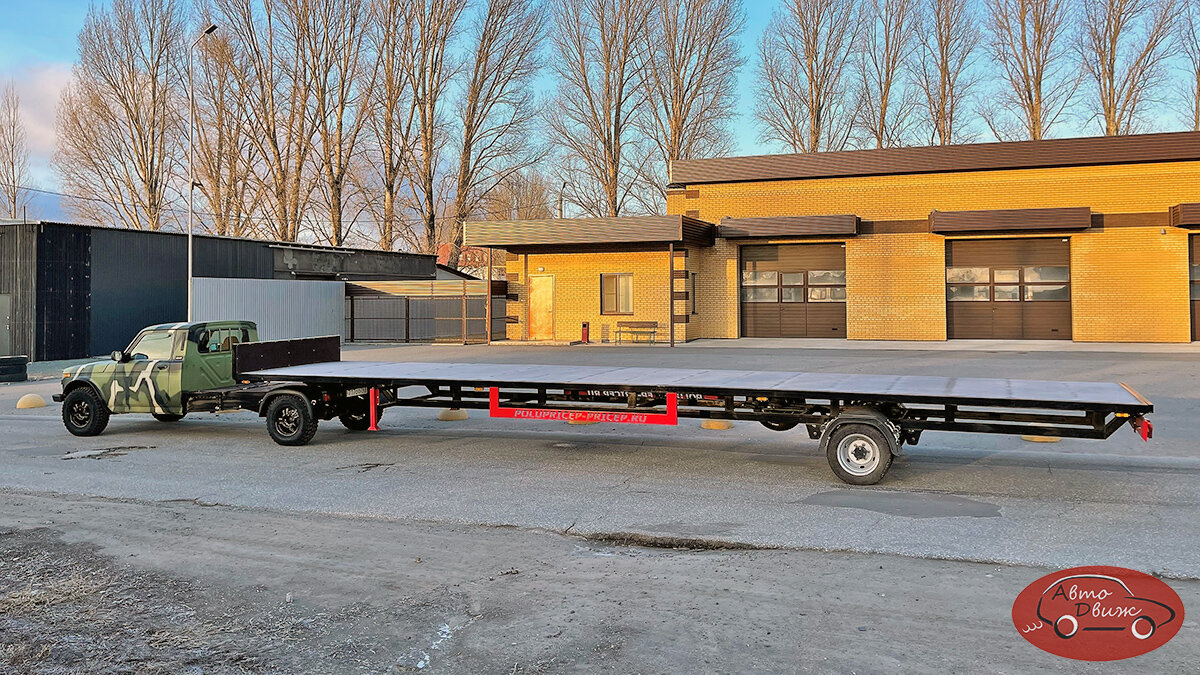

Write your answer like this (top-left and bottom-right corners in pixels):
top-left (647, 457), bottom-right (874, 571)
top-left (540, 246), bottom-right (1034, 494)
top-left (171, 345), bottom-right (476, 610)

top-left (187, 23), bottom-right (218, 322)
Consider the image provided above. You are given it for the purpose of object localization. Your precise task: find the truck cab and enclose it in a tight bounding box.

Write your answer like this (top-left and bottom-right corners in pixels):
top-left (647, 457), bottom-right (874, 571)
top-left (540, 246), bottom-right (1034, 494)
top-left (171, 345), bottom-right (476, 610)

top-left (56, 321), bottom-right (259, 435)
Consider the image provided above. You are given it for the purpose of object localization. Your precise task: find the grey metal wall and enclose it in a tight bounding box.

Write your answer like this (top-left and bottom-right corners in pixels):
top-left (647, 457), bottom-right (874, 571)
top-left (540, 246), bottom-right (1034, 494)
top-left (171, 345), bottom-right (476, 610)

top-left (193, 277), bottom-right (345, 341)
top-left (0, 224), bottom-right (37, 357)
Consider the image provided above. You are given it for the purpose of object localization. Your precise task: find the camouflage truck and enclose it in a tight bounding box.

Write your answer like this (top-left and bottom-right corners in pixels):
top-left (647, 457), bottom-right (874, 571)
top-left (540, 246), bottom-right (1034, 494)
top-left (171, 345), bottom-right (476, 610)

top-left (54, 321), bottom-right (373, 440)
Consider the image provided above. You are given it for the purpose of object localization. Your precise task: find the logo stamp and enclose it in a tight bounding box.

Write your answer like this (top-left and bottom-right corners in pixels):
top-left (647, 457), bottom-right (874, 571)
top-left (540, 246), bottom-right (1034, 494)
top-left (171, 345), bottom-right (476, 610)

top-left (1013, 565), bottom-right (1184, 661)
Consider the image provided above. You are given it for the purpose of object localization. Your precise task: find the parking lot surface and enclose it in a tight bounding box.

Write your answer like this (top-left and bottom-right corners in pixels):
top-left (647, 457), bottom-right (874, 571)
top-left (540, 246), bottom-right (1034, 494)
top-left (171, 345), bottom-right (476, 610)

top-left (2, 341), bottom-right (1198, 671)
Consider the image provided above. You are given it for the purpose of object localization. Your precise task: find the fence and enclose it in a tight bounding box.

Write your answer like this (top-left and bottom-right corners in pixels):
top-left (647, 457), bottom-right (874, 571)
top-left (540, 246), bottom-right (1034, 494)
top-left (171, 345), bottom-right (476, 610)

top-left (193, 277), bottom-right (345, 341)
top-left (345, 281), bottom-right (506, 344)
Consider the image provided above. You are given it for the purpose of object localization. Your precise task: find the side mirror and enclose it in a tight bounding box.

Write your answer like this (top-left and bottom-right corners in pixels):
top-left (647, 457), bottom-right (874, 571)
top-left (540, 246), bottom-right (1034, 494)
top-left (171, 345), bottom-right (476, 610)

top-left (111, 350), bottom-right (126, 363)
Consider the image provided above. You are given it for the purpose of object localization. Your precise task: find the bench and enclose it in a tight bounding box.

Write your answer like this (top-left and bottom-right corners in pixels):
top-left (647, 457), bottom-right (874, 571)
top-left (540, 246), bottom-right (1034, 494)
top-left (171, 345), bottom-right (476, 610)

top-left (615, 321), bottom-right (660, 344)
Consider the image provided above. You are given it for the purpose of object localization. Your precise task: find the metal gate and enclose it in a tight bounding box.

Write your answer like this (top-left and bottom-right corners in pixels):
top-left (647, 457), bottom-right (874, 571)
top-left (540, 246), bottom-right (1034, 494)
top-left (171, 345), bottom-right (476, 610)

top-left (345, 281), bottom-right (504, 343)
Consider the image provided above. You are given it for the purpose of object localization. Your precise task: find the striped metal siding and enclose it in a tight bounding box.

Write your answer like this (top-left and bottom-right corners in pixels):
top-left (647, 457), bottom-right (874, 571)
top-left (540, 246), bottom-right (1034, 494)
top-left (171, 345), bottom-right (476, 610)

top-left (193, 277), bottom-right (346, 341)
top-left (671, 131), bottom-right (1200, 186)
top-left (931, 207), bottom-right (1091, 233)
top-left (37, 224), bottom-right (91, 361)
top-left (89, 227), bottom-right (187, 357)
top-left (0, 224), bottom-right (37, 357)
top-left (719, 215), bottom-right (859, 239)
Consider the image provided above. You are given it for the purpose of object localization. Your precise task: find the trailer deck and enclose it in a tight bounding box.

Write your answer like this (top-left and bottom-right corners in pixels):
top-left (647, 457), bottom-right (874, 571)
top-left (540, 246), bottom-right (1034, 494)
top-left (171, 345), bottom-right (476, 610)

top-left (228, 336), bottom-right (1153, 485)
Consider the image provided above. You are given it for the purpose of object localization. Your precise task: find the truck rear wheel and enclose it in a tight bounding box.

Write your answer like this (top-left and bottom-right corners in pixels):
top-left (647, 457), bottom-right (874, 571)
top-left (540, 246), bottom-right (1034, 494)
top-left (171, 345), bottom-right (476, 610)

top-left (266, 394), bottom-right (318, 446)
top-left (338, 396), bottom-right (375, 431)
top-left (761, 419), bottom-right (799, 432)
top-left (824, 423), bottom-right (893, 485)
top-left (153, 413), bottom-right (185, 422)
top-left (62, 387), bottom-right (110, 437)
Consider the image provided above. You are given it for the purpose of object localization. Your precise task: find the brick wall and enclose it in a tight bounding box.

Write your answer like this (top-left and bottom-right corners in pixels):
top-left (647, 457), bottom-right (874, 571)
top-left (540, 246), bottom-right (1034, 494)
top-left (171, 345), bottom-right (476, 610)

top-left (845, 233), bottom-right (947, 340)
top-left (676, 161), bottom-right (1200, 222)
top-left (1070, 226), bottom-right (1190, 342)
top-left (504, 250), bottom-right (678, 343)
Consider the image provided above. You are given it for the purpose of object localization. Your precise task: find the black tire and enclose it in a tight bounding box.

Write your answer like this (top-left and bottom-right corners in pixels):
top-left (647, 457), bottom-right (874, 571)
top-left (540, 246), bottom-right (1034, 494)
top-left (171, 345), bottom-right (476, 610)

top-left (152, 413), bottom-right (185, 422)
top-left (0, 355), bottom-right (29, 367)
top-left (824, 423), bottom-right (894, 485)
top-left (266, 394), bottom-right (318, 446)
top-left (761, 419), bottom-right (799, 432)
top-left (0, 371), bottom-right (28, 383)
top-left (62, 387), bottom-right (110, 437)
top-left (0, 364), bottom-right (28, 376)
top-left (1131, 616), bottom-right (1156, 640)
top-left (338, 397), bottom-right (375, 431)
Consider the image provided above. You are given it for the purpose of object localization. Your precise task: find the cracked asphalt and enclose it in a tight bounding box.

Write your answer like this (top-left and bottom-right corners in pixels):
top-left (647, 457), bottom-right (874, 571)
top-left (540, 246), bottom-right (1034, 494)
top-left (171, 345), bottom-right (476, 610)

top-left (2, 341), bottom-right (1199, 671)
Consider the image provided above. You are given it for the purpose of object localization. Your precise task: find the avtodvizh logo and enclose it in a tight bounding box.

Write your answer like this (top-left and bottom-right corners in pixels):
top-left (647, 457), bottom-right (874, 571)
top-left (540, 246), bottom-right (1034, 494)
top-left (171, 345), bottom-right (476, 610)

top-left (1013, 565), bottom-right (1184, 661)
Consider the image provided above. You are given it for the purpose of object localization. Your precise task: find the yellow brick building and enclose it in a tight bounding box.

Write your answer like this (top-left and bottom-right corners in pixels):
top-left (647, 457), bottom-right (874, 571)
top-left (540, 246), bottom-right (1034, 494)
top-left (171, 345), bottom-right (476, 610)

top-left (467, 131), bottom-right (1200, 343)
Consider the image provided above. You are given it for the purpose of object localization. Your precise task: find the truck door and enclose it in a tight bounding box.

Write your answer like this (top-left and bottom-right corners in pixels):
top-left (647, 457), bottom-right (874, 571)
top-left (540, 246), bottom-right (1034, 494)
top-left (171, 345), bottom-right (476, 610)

top-left (109, 329), bottom-right (184, 414)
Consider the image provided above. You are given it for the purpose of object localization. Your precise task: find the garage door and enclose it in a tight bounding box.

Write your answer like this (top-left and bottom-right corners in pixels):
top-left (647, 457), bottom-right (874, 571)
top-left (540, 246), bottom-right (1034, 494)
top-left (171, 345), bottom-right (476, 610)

top-left (740, 244), bottom-right (846, 338)
top-left (946, 238), bottom-right (1071, 339)
top-left (1191, 236), bottom-right (1200, 341)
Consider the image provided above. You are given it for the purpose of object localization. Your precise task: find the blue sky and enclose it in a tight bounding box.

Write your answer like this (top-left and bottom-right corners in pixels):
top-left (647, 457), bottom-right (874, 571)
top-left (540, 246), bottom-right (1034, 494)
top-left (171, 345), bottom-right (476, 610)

top-left (0, 0), bottom-right (1193, 219)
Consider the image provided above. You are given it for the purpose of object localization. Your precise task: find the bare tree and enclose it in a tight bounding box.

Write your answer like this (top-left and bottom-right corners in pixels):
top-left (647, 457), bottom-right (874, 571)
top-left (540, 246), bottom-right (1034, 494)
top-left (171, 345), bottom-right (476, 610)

top-left (483, 169), bottom-right (555, 220)
top-left (403, 0), bottom-right (468, 254)
top-left (915, 0), bottom-right (982, 144)
top-left (857, 0), bottom-right (921, 148)
top-left (0, 83), bottom-right (33, 219)
top-left (192, 10), bottom-right (260, 237)
top-left (983, 0), bottom-right (1079, 140)
top-left (445, 0), bottom-right (547, 268)
top-left (547, 0), bottom-right (654, 217)
top-left (755, 0), bottom-right (861, 153)
top-left (1183, 0), bottom-right (1200, 130)
top-left (215, 0), bottom-right (316, 242)
top-left (56, 0), bottom-right (185, 230)
top-left (1079, 0), bottom-right (1179, 135)
top-left (640, 0), bottom-right (744, 206)
top-left (362, 0), bottom-right (417, 251)
top-left (299, 0), bottom-right (374, 246)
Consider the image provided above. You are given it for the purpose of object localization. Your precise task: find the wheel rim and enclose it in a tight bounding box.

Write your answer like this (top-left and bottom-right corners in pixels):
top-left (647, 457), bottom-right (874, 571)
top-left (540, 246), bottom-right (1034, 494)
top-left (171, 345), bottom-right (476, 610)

top-left (275, 406), bottom-right (300, 437)
top-left (69, 399), bottom-right (92, 428)
top-left (1055, 615), bottom-right (1078, 638)
top-left (836, 433), bottom-right (880, 476)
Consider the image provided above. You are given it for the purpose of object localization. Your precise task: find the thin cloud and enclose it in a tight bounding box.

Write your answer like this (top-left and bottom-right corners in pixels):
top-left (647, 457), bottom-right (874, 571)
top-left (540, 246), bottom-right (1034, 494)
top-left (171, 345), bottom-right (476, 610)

top-left (7, 61), bottom-right (73, 185)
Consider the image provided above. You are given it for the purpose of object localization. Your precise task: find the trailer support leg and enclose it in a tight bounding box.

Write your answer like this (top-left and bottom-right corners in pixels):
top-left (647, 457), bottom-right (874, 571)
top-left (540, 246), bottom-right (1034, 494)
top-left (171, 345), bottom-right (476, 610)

top-left (369, 387), bottom-right (380, 431)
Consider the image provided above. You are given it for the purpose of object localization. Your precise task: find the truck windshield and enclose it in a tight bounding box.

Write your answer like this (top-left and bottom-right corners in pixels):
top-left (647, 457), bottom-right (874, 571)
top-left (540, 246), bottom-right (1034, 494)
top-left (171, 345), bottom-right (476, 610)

top-left (128, 331), bottom-right (176, 360)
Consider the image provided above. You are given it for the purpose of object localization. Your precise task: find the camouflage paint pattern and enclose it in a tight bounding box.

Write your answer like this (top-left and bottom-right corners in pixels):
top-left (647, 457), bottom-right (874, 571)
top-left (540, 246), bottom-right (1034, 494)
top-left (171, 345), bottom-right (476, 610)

top-left (60, 321), bottom-right (258, 416)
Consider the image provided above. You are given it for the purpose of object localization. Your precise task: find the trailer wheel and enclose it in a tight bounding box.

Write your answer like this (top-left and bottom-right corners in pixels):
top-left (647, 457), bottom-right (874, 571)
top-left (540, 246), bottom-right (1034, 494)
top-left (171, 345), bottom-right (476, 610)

top-left (62, 387), bottom-right (110, 437)
top-left (266, 394), bottom-right (318, 446)
top-left (152, 413), bottom-right (185, 423)
top-left (761, 419), bottom-right (800, 432)
top-left (825, 423), bottom-right (893, 485)
top-left (338, 397), bottom-right (375, 431)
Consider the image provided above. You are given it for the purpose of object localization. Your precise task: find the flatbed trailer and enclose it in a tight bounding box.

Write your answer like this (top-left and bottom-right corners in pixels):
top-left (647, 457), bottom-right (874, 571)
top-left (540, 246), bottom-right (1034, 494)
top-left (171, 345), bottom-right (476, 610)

top-left (226, 336), bottom-right (1153, 485)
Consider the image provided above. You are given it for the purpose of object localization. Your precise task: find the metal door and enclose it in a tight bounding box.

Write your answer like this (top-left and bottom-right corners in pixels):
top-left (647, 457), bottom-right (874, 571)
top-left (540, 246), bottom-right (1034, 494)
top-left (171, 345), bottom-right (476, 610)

top-left (740, 245), bottom-right (847, 338)
top-left (0, 294), bottom-right (10, 355)
top-left (528, 275), bottom-right (555, 340)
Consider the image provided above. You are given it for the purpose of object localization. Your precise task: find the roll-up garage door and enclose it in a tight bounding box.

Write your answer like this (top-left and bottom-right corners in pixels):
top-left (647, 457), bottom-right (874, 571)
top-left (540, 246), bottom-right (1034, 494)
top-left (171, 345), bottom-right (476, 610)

top-left (946, 238), bottom-right (1071, 340)
top-left (1191, 236), bottom-right (1200, 341)
top-left (740, 244), bottom-right (846, 338)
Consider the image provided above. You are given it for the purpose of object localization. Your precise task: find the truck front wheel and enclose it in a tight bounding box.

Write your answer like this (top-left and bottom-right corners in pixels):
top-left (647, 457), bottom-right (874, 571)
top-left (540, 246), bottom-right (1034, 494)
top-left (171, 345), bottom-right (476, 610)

top-left (153, 413), bottom-right (185, 422)
top-left (62, 387), bottom-right (110, 437)
top-left (266, 394), bottom-right (318, 446)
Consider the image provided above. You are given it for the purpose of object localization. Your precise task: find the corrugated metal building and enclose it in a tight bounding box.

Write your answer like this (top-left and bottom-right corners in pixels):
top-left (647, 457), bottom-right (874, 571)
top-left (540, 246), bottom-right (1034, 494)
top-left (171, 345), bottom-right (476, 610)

top-left (0, 221), bottom-right (436, 360)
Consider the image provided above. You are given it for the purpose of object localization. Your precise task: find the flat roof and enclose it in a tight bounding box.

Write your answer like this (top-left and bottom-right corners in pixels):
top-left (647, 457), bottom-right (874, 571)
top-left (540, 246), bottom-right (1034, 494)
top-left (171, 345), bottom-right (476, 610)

top-left (0, 220), bottom-right (435, 260)
top-left (464, 215), bottom-right (715, 248)
top-left (670, 131), bottom-right (1200, 186)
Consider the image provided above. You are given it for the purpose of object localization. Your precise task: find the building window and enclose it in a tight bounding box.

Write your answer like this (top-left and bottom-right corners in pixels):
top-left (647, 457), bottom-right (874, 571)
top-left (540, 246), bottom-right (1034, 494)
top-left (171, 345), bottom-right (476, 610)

top-left (601, 273), bottom-right (633, 314)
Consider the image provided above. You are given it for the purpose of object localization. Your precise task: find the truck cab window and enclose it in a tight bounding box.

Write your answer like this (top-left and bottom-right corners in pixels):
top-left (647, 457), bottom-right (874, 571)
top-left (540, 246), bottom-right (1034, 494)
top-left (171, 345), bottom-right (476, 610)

top-left (128, 331), bottom-right (176, 360)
